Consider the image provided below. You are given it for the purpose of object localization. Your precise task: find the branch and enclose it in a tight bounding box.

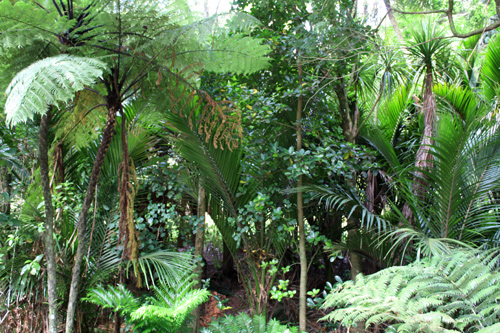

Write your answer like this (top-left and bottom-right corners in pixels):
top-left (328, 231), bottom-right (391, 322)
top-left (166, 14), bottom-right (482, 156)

top-left (391, 0), bottom-right (500, 39)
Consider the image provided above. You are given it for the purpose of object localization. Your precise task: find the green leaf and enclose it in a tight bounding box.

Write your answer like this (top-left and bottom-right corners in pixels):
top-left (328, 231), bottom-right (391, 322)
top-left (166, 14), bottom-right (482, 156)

top-left (5, 54), bottom-right (107, 126)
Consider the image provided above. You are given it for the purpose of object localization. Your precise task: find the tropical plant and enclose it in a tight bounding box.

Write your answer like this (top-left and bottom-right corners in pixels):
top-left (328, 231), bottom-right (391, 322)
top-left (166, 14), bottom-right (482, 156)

top-left (84, 276), bottom-right (210, 332)
top-left (3, 54), bottom-right (107, 332)
top-left (321, 249), bottom-right (500, 333)
top-left (1, 0), bottom-right (270, 331)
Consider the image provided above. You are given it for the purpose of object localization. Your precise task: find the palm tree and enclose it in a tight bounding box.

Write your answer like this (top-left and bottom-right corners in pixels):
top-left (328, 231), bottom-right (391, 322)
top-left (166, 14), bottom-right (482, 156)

top-left (406, 20), bottom-right (451, 206)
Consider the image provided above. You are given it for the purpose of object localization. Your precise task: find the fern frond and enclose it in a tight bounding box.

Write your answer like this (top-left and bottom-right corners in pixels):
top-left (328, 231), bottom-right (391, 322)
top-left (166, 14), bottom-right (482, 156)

top-left (130, 278), bottom-right (210, 332)
top-left (55, 89), bottom-right (106, 149)
top-left (322, 249), bottom-right (500, 332)
top-left (204, 33), bottom-right (269, 74)
top-left (203, 313), bottom-right (298, 333)
top-left (0, 1), bottom-right (60, 50)
top-left (83, 284), bottom-right (139, 315)
top-left (5, 54), bottom-right (107, 125)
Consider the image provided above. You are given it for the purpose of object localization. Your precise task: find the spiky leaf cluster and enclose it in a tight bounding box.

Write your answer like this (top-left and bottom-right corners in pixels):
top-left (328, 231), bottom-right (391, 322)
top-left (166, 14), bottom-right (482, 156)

top-left (321, 249), bottom-right (500, 332)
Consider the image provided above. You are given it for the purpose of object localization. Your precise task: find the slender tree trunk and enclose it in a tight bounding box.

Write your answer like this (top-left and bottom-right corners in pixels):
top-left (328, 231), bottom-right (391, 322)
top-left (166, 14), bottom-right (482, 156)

top-left (0, 166), bottom-right (11, 215)
top-left (65, 106), bottom-right (117, 333)
top-left (383, 0), bottom-right (404, 44)
top-left (39, 109), bottom-right (58, 333)
top-left (296, 56), bottom-right (307, 333)
top-left (191, 183), bottom-right (206, 331)
top-left (333, 78), bottom-right (363, 281)
top-left (222, 241), bottom-right (235, 277)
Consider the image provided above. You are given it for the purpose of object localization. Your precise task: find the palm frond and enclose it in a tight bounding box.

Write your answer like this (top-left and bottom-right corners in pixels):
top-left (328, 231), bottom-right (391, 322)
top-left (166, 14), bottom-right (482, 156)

top-left (434, 83), bottom-right (482, 122)
top-left (481, 35), bottom-right (500, 101)
top-left (132, 250), bottom-right (195, 289)
top-left (300, 184), bottom-right (389, 232)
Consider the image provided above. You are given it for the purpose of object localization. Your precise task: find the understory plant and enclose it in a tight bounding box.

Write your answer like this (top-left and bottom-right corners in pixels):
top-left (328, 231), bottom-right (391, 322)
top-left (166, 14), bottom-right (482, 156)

top-left (201, 313), bottom-right (298, 333)
top-left (321, 249), bottom-right (500, 332)
top-left (84, 275), bottom-right (210, 332)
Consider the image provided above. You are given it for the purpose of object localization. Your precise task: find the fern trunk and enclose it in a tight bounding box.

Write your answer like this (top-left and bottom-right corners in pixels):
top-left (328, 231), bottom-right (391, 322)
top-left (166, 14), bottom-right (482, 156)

top-left (65, 105), bottom-right (117, 333)
top-left (39, 109), bottom-right (58, 333)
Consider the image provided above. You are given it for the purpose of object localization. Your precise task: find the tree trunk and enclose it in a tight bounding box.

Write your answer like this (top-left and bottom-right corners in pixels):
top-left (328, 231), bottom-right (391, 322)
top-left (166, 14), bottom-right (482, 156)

top-left (414, 67), bottom-right (435, 186)
top-left (222, 241), bottom-right (235, 277)
top-left (39, 109), bottom-right (58, 333)
top-left (65, 106), bottom-right (117, 333)
top-left (191, 184), bottom-right (206, 331)
top-left (296, 56), bottom-right (308, 333)
top-left (333, 78), bottom-right (363, 281)
top-left (0, 166), bottom-right (11, 215)
top-left (404, 66), bottom-right (436, 224)
top-left (383, 0), bottom-right (404, 44)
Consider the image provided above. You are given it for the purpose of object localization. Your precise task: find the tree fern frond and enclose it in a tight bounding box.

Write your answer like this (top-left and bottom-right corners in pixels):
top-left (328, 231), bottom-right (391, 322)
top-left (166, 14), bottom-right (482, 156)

top-left (0, 1), bottom-right (61, 50)
top-left (203, 313), bottom-right (298, 333)
top-left (223, 12), bottom-right (263, 32)
top-left (5, 54), bottom-right (107, 126)
top-left (321, 249), bottom-right (500, 332)
top-left (204, 33), bottom-right (269, 74)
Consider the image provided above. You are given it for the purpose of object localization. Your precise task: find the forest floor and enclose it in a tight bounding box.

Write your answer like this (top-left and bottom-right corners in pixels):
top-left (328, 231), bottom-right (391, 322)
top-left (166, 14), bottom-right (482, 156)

top-left (198, 243), bottom-right (351, 333)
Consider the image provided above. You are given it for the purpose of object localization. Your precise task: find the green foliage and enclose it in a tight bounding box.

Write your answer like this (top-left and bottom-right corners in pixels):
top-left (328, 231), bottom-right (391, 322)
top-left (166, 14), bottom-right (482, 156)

top-left (5, 54), bottom-right (106, 125)
top-left (84, 277), bottom-right (210, 332)
top-left (82, 284), bottom-right (139, 316)
top-left (201, 313), bottom-right (298, 333)
top-left (204, 33), bottom-right (270, 74)
top-left (408, 19), bottom-right (450, 68)
top-left (322, 249), bottom-right (500, 332)
top-left (481, 35), bottom-right (500, 102)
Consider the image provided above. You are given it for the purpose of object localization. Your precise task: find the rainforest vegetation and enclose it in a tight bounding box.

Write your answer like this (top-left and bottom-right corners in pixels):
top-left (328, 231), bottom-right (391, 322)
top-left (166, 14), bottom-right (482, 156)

top-left (1, 0), bottom-right (500, 332)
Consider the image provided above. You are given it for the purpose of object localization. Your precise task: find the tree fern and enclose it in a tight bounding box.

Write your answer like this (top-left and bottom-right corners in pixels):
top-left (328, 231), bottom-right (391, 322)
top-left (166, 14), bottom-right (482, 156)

top-left (321, 249), bottom-right (500, 332)
top-left (0, 1), bottom-right (61, 50)
top-left (201, 313), bottom-right (298, 333)
top-left (5, 54), bottom-right (106, 125)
